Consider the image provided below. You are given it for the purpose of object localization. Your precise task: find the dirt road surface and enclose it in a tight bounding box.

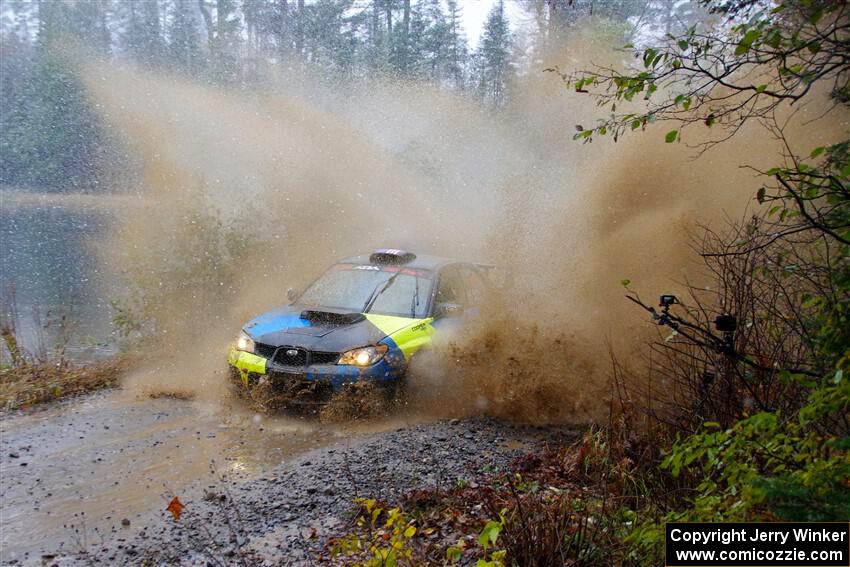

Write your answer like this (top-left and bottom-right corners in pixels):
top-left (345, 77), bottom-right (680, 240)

top-left (0, 390), bottom-right (337, 563)
top-left (0, 390), bottom-right (578, 565)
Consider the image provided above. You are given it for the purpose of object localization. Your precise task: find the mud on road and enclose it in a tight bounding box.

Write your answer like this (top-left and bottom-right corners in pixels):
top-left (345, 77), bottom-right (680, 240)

top-left (0, 390), bottom-right (578, 565)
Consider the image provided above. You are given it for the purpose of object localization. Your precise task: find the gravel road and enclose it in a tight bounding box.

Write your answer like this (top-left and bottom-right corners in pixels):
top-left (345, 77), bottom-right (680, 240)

top-left (123, 418), bottom-right (578, 566)
top-left (1, 392), bottom-right (577, 566)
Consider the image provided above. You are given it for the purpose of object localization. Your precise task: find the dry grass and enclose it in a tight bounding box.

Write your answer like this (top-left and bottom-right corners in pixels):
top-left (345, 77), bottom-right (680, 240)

top-left (0, 357), bottom-right (130, 411)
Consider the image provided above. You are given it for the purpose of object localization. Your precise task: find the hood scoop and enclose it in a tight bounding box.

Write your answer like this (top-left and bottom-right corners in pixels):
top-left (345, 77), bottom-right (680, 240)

top-left (300, 310), bottom-right (365, 326)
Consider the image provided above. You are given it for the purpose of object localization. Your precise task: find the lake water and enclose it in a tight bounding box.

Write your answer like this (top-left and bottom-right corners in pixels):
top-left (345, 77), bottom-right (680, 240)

top-left (0, 195), bottom-right (116, 358)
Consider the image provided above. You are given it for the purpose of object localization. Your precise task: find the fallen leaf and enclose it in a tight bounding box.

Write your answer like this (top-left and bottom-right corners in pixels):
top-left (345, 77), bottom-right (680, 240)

top-left (166, 496), bottom-right (184, 522)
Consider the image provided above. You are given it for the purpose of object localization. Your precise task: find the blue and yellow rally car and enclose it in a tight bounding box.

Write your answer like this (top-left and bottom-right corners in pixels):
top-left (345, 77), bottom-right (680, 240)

top-left (227, 249), bottom-right (491, 402)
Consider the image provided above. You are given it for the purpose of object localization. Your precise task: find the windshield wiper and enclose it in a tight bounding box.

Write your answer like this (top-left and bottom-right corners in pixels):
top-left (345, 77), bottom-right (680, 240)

top-left (362, 271), bottom-right (403, 314)
top-left (411, 276), bottom-right (420, 317)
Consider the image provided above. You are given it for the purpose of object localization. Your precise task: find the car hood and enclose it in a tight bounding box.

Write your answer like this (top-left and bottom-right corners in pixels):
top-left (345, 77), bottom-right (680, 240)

top-left (243, 305), bottom-right (415, 352)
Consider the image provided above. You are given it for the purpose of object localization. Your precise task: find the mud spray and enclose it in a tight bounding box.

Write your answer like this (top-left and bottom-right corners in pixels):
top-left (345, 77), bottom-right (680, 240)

top-left (80, 32), bottom-right (840, 424)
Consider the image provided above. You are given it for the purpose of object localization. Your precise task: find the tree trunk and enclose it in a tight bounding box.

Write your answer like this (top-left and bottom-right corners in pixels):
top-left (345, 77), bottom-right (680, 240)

top-left (371, 0), bottom-right (380, 48)
top-left (277, 0), bottom-right (288, 55)
top-left (401, 0), bottom-right (410, 71)
top-left (216, 0), bottom-right (227, 41)
top-left (295, 0), bottom-right (304, 55)
top-left (197, 0), bottom-right (214, 47)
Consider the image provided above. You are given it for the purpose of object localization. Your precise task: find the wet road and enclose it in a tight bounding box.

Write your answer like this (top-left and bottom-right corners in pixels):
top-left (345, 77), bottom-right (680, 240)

top-left (0, 390), bottom-right (342, 564)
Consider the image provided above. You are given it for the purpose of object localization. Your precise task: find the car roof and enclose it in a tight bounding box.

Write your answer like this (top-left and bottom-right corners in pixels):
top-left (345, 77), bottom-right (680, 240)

top-left (337, 253), bottom-right (457, 271)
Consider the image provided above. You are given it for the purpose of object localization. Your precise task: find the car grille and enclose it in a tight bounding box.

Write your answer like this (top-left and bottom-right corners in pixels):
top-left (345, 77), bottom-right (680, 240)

top-left (255, 343), bottom-right (277, 359)
top-left (274, 347), bottom-right (308, 366)
top-left (254, 343), bottom-right (339, 367)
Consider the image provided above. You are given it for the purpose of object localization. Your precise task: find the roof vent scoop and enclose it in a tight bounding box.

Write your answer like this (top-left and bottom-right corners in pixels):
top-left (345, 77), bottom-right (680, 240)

top-left (369, 249), bottom-right (417, 265)
top-left (301, 310), bottom-right (365, 325)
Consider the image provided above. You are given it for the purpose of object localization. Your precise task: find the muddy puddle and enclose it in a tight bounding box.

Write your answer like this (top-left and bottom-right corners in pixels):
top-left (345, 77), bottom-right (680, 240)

top-left (0, 389), bottom-right (418, 563)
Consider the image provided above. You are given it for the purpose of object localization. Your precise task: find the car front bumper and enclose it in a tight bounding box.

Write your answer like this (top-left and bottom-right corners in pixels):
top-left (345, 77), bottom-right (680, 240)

top-left (227, 347), bottom-right (402, 389)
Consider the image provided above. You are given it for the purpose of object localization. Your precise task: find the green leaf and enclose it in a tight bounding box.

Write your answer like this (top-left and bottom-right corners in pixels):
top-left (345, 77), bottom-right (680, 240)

top-left (678, 40), bottom-right (688, 51)
top-left (765, 29), bottom-right (782, 47)
top-left (756, 84), bottom-right (767, 93)
top-left (665, 130), bottom-right (679, 143)
top-left (621, 279), bottom-right (631, 287)
top-left (643, 47), bottom-right (657, 68)
top-left (735, 29), bottom-right (761, 55)
top-left (810, 146), bottom-right (825, 158)
top-left (479, 520), bottom-right (502, 550)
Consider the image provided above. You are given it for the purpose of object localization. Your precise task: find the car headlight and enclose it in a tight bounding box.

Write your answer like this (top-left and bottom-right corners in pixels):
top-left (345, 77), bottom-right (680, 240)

top-left (338, 344), bottom-right (388, 367)
top-left (236, 331), bottom-right (255, 353)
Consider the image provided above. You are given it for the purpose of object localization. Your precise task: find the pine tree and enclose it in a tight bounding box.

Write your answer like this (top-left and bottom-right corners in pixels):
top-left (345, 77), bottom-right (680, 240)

top-left (121, 0), bottom-right (162, 64)
top-left (304, 0), bottom-right (357, 72)
top-left (71, 0), bottom-right (111, 55)
top-left (167, 0), bottom-right (202, 72)
top-left (242, 0), bottom-right (267, 50)
top-left (418, 0), bottom-right (448, 84)
top-left (359, 0), bottom-right (390, 75)
top-left (444, 0), bottom-right (467, 89)
top-left (198, 0), bottom-right (242, 82)
top-left (475, 0), bottom-right (512, 107)
top-left (388, 0), bottom-right (411, 75)
top-left (0, 0), bottom-right (103, 189)
top-left (268, 0), bottom-right (291, 57)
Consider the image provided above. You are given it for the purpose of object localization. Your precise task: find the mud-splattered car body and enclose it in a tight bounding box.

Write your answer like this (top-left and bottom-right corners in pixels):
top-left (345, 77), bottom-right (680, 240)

top-left (228, 249), bottom-right (491, 401)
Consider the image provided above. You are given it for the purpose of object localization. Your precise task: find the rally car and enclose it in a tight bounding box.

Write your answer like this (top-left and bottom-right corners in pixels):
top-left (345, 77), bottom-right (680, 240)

top-left (227, 249), bottom-right (491, 402)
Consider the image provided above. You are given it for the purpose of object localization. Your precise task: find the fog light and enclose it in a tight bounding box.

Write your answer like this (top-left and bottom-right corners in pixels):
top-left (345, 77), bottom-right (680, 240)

top-left (236, 331), bottom-right (255, 353)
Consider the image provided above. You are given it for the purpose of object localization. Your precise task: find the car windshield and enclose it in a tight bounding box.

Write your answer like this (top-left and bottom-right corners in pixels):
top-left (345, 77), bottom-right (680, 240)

top-left (297, 264), bottom-right (433, 318)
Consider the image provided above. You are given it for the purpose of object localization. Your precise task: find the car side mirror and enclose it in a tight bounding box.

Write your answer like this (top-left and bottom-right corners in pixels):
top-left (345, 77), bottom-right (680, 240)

top-left (286, 288), bottom-right (299, 302)
top-left (434, 302), bottom-right (464, 318)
